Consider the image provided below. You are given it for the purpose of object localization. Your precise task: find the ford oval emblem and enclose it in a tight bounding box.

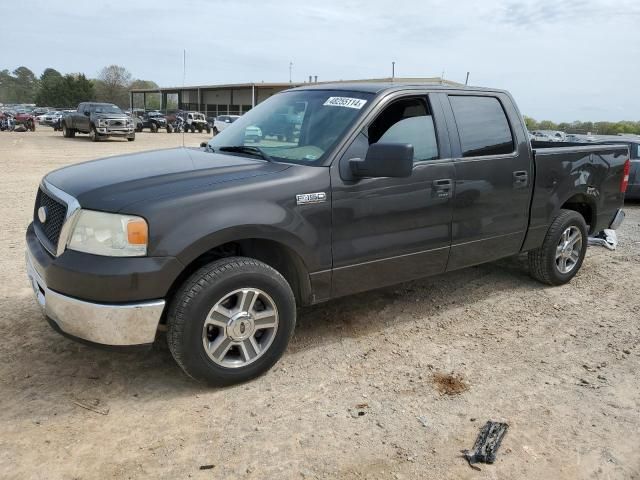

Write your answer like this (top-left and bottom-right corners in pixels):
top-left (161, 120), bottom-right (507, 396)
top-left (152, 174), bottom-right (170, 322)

top-left (38, 206), bottom-right (47, 224)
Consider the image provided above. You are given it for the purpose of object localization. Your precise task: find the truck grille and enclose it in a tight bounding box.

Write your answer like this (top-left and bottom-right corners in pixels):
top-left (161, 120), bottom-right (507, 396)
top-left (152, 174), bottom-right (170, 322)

top-left (34, 188), bottom-right (68, 247)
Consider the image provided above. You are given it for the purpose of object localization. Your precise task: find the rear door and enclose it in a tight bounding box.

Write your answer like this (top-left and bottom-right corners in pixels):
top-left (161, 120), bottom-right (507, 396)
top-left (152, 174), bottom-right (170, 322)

top-left (330, 92), bottom-right (455, 297)
top-left (441, 93), bottom-right (532, 270)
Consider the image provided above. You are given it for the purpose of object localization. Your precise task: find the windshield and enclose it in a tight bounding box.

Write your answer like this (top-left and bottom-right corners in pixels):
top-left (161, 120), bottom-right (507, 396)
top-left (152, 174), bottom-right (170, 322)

top-left (208, 90), bottom-right (373, 165)
top-left (94, 104), bottom-right (123, 114)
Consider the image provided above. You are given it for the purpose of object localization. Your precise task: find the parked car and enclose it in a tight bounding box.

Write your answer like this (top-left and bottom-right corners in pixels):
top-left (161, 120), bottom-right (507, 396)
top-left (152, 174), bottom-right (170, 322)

top-left (212, 115), bottom-right (240, 135)
top-left (136, 111), bottom-right (173, 133)
top-left (14, 112), bottom-right (36, 131)
top-left (42, 111), bottom-right (64, 130)
top-left (182, 111), bottom-right (211, 133)
top-left (592, 136), bottom-right (640, 199)
top-left (61, 102), bottom-right (135, 141)
top-left (25, 83), bottom-right (628, 386)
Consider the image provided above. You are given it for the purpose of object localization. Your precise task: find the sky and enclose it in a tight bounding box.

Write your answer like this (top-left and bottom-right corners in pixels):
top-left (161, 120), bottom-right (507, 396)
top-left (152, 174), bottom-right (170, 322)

top-left (3, 0), bottom-right (639, 122)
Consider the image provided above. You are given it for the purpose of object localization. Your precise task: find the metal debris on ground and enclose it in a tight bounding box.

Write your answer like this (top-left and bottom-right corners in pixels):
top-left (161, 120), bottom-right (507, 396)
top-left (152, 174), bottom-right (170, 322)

top-left (199, 465), bottom-right (215, 470)
top-left (588, 229), bottom-right (618, 250)
top-left (462, 421), bottom-right (509, 470)
top-left (73, 399), bottom-right (109, 416)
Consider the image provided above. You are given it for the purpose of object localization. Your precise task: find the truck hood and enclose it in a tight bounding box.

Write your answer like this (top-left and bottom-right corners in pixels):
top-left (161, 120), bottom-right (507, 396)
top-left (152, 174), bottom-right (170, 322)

top-left (45, 147), bottom-right (290, 212)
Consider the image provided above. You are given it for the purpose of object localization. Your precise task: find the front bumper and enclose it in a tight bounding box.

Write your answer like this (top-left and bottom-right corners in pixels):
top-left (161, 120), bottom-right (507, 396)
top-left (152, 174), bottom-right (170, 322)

top-left (96, 126), bottom-right (135, 136)
top-left (26, 248), bottom-right (165, 347)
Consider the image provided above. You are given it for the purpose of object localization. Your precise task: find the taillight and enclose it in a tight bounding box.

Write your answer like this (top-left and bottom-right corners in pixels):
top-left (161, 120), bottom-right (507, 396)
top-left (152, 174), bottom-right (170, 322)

top-left (621, 158), bottom-right (630, 193)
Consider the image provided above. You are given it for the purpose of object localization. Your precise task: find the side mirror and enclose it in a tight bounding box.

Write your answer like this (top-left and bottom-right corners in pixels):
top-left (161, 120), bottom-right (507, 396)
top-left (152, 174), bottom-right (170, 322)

top-left (200, 142), bottom-right (207, 148)
top-left (349, 143), bottom-right (414, 178)
top-left (84, 111), bottom-right (90, 117)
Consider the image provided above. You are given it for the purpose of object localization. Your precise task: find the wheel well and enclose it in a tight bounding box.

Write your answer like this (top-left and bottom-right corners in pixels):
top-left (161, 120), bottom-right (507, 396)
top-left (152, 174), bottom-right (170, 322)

top-left (561, 194), bottom-right (595, 233)
top-left (164, 239), bottom-right (311, 319)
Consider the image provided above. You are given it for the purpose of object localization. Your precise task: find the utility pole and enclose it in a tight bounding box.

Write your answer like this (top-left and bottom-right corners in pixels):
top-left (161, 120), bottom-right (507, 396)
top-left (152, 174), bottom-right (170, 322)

top-left (392, 61), bottom-right (395, 80)
top-left (465, 72), bottom-right (470, 85)
top-left (289, 62), bottom-right (293, 84)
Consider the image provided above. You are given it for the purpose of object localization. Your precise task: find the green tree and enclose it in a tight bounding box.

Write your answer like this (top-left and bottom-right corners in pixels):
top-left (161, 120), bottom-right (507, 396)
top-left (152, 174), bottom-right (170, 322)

top-left (523, 115), bottom-right (538, 131)
top-left (11, 66), bottom-right (38, 103)
top-left (538, 120), bottom-right (558, 130)
top-left (0, 69), bottom-right (15, 103)
top-left (35, 68), bottom-right (64, 106)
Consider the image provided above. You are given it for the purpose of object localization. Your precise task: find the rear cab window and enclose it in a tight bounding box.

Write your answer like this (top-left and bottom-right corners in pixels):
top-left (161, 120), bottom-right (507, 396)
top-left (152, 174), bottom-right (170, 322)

top-left (449, 96), bottom-right (515, 157)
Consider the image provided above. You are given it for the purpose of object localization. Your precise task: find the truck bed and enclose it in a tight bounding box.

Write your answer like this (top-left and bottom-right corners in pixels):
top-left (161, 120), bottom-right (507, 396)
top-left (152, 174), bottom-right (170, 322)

top-left (522, 141), bottom-right (629, 251)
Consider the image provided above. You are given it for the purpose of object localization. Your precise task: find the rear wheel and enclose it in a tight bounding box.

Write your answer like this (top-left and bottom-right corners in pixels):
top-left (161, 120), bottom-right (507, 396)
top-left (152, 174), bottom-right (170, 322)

top-left (166, 124), bottom-right (173, 133)
top-left (167, 257), bottom-right (296, 386)
top-left (62, 124), bottom-right (75, 138)
top-left (528, 209), bottom-right (588, 285)
top-left (151, 123), bottom-right (158, 133)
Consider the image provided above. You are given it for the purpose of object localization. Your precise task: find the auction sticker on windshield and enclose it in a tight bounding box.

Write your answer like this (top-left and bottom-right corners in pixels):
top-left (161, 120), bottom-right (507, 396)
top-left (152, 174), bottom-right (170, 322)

top-left (323, 97), bottom-right (367, 109)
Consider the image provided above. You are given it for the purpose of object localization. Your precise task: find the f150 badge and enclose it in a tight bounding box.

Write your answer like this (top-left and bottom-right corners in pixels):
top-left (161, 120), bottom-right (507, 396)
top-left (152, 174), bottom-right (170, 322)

top-left (296, 192), bottom-right (327, 205)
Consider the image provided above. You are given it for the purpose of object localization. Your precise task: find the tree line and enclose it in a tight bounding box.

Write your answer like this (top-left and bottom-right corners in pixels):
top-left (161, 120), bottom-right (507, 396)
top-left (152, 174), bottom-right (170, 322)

top-left (524, 116), bottom-right (640, 136)
top-left (0, 65), bottom-right (159, 109)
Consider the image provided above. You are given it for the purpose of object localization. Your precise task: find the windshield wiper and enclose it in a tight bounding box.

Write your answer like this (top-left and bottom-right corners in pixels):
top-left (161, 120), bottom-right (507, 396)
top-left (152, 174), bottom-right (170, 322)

top-left (218, 145), bottom-right (273, 162)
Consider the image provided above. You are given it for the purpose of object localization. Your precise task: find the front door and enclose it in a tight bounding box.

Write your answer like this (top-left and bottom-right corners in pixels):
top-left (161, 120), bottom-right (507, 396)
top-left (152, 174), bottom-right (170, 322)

top-left (330, 94), bottom-right (455, 298)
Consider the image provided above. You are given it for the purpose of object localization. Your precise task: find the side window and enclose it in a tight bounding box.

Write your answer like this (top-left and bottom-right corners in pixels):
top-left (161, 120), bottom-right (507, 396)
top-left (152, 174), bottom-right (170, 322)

top-left (367, 97), bottom-right (439, 162)
top-left (449, 96), bottom-right (514, 157)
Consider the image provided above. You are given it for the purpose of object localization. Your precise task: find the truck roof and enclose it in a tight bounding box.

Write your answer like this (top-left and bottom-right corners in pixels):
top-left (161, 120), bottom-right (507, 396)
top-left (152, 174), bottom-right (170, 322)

top-left (291, 82), bottom-right (507, 95)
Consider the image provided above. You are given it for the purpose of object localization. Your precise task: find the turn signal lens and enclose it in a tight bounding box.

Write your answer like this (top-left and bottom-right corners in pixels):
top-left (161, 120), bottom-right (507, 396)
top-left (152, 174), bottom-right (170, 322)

top-left (127, 219), bottom-right (148, 245)
top-left (621, 159), bottom-right (630, 193)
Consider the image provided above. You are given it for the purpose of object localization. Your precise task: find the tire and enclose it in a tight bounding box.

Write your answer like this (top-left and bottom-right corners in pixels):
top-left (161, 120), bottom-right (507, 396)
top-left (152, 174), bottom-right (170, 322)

top-left (190, 124), bottom-right (196, 133)
top-left (205, 125), bottom-right (211, 134)
top-left (166, 125), bottom-right (173, 133)
top-left (167, 257), bottom-right (296, 386)
top-left (212, 127), bottom-right (219, 136)
top-left (151, 123), bottom-right (158, 133)
top-left (528, 209), bottom-right (588, 285)
top-left (127, 133), bottom-right (135, 142)
top-left (62, 124), bottom-right (75, 138)
top-left (89, 125), bottom-right (99, 142)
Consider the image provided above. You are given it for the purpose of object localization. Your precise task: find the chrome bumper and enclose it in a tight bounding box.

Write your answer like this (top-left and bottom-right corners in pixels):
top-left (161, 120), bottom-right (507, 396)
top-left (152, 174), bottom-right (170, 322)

top-left (26, 250), bottom-right (165, 346)
top-left (96, 127), bottom-right (134, 135)
top-left (609, 209), bottom-right (625, 230)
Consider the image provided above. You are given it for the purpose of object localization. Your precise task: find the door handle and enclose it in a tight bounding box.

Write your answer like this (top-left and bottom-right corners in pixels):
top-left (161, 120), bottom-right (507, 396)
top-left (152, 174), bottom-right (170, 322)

top-left (513, 171), bottom-right (529, 188)
top-left (432, 178), bottom-right (453, 198)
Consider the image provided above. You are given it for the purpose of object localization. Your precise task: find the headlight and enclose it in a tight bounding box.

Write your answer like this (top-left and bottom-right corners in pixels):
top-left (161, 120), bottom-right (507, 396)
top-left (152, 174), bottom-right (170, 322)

top-left (67, 210), bottom-right (148, 257)
top-left (126, 119), bottom-right (133, 126)
top-left (96, 119), bottom-right (107, 127)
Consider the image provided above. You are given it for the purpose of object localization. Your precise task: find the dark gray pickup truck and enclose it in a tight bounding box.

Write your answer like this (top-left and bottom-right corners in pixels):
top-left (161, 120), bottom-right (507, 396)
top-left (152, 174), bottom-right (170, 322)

top-left (26, 83), bottom-right (629, 385)
top-left (61, 102), bottom-right (135, 142)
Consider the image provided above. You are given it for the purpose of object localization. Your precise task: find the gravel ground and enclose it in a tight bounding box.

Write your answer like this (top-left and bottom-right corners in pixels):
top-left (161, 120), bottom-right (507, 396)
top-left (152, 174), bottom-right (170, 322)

top-left (1, 129), bottom-right (639, 479)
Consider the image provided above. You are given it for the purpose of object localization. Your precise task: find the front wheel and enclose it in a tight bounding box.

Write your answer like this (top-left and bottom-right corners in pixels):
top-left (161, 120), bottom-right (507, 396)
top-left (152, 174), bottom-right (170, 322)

top-left (167, 257), bottom-right (296, 386)
top-left (89, 126), bottom-right (100, 142)
top-left (528, 209), bottom-right (588, 285)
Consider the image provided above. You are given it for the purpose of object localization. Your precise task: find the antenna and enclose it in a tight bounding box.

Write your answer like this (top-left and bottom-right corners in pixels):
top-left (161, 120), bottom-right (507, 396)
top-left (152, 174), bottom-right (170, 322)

top-left (182, 49), bottom-right (186, 148)
top-left (465, 72), bottom-right (470, 86)
top-left (289, 61), bottom-right (293, 84)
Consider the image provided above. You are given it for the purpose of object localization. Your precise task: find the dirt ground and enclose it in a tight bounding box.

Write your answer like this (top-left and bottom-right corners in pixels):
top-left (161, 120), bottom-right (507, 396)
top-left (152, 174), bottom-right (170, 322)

top-left (1, 129), bottom-right (639, 480)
